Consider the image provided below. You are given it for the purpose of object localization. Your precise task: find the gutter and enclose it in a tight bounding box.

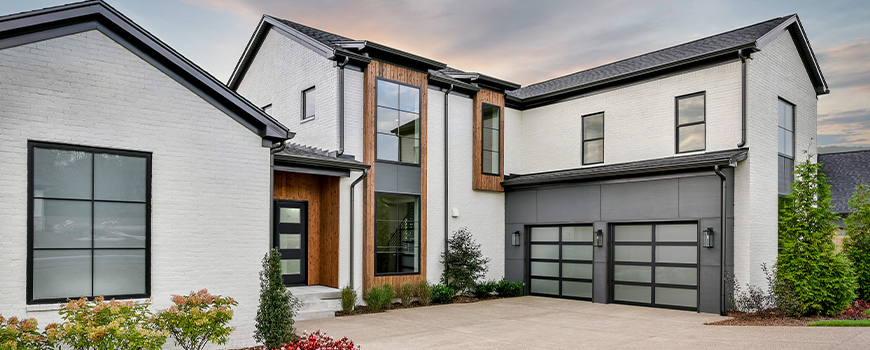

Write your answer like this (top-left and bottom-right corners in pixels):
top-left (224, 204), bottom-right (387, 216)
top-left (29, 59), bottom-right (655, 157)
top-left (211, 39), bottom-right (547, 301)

top-left (337, 56), bottom-right (349, 156)
top-left (349, 169), bottom-right (368, 288)
top-left (443, 84), bottom-right (454, 280)
top-left (737, 49), bottom-right (751, 148)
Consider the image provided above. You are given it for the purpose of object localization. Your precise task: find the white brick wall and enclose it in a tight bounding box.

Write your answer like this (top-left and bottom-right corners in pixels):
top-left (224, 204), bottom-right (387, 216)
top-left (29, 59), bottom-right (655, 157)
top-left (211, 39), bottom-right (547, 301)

top-left (0, 31), bottom-right (270, 349)
top-left (734, 32), bottom-right (818, 287)
top-left (338, 69), bottom-right (366, 291)
top-left (504, 107), bottom-right (523, 175)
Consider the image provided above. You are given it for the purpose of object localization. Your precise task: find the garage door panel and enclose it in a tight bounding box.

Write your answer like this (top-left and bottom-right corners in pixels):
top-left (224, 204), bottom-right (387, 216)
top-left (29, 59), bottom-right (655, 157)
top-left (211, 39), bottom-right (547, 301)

top-left (614, 246), bottom-right (651, 262)
top-left (530, 227), bottom-right (559, 242)
top-left (562, 226), bottom-right (594, 241)
top-left (531, 261), bottom-right (560, 277)
top-left (655, 246), bottom-right (697, 264)
top-left (529, 225), bottom-right (594, 300)
top-left (655, 266), bottom-right (697, 286)
top-left (562, 263), bottom-right (593, 279)
top-left (530, 278), bottom-right (559, 295)
top-left (655, 287), bottom-right (697, 308)
top-left (563, 281), bottom-right (592, 298)
top-left (530, 245), bottom-right (559, 259)
top-left (614, 285), bottom-right (651, 304)
top-left (614, 265), bottom-right (651, 283)
top-left (613, 225), bottom-right (652, 242)
top-left (562, 245), bottom-right (593, 260)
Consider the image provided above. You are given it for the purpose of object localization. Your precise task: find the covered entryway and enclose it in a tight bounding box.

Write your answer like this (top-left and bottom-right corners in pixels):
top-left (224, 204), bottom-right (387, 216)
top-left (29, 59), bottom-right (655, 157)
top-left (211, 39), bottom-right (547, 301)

top-left (274, 200), bottom-right (308, 286)
top-left (528, 226), bottom-right (594, 300)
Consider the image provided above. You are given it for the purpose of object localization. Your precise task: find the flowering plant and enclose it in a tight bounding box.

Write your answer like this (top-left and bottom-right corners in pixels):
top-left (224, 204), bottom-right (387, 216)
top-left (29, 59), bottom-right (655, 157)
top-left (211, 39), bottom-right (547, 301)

top-left (154, 289), bottom-right (237, 350)
top-left (268, 330), bottom-right (360, 350)
top-left (0, 315), bottom-right (57, 350)
top-left (843, 300), bottom-right (870, 317)
top-left (56, 297), bottom-right (167, 350)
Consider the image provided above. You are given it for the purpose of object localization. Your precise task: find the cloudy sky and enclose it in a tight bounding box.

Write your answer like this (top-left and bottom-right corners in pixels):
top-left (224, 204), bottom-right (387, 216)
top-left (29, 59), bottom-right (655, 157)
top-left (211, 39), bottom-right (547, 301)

top-left (3, 0), bottom-right (868, 147)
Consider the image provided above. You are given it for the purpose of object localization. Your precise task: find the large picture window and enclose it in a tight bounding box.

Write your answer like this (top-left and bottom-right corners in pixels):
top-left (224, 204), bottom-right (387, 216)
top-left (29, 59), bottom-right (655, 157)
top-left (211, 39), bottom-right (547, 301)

top-left (375, 193), bottom-right (420, 275)
top-left (676, 93), bottom-right (705, 153)
top-left (582, 112), bottom-right (604, 165)
top-left (376, 79), bottom-right (420, 164)
top-left (28, 142), bottom-right (150, 303)
top-left (481, 103), bottom-right (501, 175)
top-left (778, 98), bottom-right (795, 195)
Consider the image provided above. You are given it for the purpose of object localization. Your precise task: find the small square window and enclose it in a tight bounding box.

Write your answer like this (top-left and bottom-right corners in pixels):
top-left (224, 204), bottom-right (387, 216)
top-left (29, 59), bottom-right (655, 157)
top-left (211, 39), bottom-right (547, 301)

top-left (302, 87), bottom-right (315, 120)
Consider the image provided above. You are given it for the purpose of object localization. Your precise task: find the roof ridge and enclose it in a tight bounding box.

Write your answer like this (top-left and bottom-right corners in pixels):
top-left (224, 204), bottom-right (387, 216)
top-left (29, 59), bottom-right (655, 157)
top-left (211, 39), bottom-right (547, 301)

top-left (819, 149), bottom-right (870, 156)
top-left (269, 16), bottom-right (353, 44)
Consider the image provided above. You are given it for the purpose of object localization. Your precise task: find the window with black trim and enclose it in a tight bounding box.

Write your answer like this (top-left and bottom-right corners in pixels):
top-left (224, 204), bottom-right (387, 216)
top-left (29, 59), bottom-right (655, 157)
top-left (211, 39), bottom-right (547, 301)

top-left (778, 98), bottom-right (795, 195)
top-left (376, 79), bottom-right (420, 164)
top-left (481, 103), bottom-right (501, 175)
top-left (262, 104), bottom-right (272, 116)
top-left (676, 93), bottom-right (705, 153)
top-left (302, 87), bottom-right (315, 120)
top-left (582, 112), bottom-right (604, 165)
top-left (28, 142), bottom-right (150, 303)
top-left (375, 193), bottom-right (420, 275)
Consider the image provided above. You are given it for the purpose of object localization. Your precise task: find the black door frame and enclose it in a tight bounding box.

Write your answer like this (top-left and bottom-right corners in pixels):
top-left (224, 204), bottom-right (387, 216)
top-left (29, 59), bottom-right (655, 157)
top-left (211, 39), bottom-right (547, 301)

top-left (526, 224), bottom-right (595, 301)
top-left (274, 200), bottom-right (308, 286)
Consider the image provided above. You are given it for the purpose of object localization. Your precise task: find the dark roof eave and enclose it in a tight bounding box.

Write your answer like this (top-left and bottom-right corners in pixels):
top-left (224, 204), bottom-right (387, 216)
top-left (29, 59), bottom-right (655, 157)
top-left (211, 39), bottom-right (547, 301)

top-left (274, 154), bottom-right (370, 171)
top-left (428, 74), bottom-right (480, 93)
top-left (335, 40), bottom-right (446, 71)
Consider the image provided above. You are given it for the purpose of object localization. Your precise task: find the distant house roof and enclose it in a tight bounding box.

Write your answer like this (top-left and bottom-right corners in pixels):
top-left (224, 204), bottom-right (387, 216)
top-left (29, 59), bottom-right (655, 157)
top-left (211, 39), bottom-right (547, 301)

top-left (0, 0), bottom-right (292, 142)
top-left (819, 150), bottom-right (870, 213)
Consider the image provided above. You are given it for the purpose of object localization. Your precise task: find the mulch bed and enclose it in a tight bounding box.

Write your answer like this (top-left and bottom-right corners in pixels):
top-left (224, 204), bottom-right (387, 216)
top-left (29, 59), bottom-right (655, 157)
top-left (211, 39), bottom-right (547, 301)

top-left (335, 295), bottom-right (498, 317)
top-left (706, 308), bottom-right (870, 326)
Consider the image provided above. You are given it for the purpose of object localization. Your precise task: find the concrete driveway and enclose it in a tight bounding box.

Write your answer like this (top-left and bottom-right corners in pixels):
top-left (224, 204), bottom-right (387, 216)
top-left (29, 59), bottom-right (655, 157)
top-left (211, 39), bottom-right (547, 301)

top-left (295, 296), bottom-right (870, 349)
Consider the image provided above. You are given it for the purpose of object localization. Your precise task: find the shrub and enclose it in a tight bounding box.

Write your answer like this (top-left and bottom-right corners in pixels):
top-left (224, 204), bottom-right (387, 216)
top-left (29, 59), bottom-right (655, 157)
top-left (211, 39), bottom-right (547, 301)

top-left (495, 279), bottom-right (524, 298)
top-left (440, 227), bottom-right (490, 295)
top-left (340, 286), bottom-right (357, 315)
top-left (154, 289), bottom-right (236, 350)
top-left (472, 280), bottom-right (498, 299)
top-left (56, 297), bottom-right (167, 350)
top-left (274, 330), bottom-right (360, 350)
top-left (399, 283), bottom-right (415, 307)
top-left (255, 248), bottom-right (302, 349)
top-left (778, 155), bottom-right (856, 316)
top-left (415, 280), bottom-right (432, 306)
top-left (844, 184), bottom-right (870, 301)
top-left (430, 284), bottom-right (455, 305)
top-left (363, 284), bottom-right (394, 312)
top-left (843, 300), bottom-right (870, 317)
top-left (727, 264), bottom-right (805, 316)
top-left (0, 315), bottom-right (57, 350)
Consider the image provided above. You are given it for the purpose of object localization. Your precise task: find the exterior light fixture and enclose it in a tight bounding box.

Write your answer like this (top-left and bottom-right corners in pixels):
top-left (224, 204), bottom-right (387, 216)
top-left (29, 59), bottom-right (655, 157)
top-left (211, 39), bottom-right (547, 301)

top-left (512, 231), bottom-right (520, 246)
top-left (703, 227), bottom-right (714, 248)
top-left (594, 229), bottom-right (604, 247)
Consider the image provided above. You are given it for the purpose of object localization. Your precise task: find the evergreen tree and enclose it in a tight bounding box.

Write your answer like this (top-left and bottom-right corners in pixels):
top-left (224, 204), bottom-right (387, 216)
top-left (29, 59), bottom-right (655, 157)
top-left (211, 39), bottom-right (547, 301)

top-left (254, 248), bottom-right (300, 348)
top-left (844, 184), bottom-right (870, 300)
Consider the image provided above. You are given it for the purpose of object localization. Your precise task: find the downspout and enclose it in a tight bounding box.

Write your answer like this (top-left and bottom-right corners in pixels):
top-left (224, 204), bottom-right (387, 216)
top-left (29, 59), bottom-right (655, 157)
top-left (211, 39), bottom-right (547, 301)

top-left (737, 49), bottom-right (750, 148)
top-left (714, 165), bottom-right (727, 316)
top-left (349, 169), bottom-right (367, 288)
top-left (443, 84), bottom-right (454, 280)
top-left (269, 140), bottom-right (288, 249)
top-left (336, 56), bottom-right (350, 156)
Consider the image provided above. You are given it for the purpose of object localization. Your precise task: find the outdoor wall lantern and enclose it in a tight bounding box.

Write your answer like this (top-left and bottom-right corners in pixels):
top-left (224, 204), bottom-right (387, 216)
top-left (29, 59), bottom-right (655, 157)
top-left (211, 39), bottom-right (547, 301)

top-left (512, 231), bottom-right (520, 246)
top-left (594, 229), bottom-right (604, 247)
top-left (703, 227), bottom-right (715, 248)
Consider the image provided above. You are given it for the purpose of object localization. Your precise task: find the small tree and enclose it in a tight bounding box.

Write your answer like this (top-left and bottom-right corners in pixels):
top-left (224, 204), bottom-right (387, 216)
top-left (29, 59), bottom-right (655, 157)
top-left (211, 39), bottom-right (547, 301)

top-left (844, 184), bottom-right (870, 300)
top-left (440, 227), bottom-right (490, 294)
top-left (777, 155), bottom-right (856, 316)
top-left (254, 248), bottom-right (301, 349)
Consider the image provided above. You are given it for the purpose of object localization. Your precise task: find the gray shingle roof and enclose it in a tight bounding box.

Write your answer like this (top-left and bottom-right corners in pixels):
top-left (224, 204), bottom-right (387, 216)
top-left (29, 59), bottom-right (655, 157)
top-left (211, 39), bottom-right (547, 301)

top-left (819, 150), bottom-right (870, 213)
top-left (273, 18), bottom-right (352, 48)
top-left (275, 143), bottom-right (369, 170)
top-left (507, 16), bottom-right (791, 100)
top-left (503, 149), bottom-right (747, 187)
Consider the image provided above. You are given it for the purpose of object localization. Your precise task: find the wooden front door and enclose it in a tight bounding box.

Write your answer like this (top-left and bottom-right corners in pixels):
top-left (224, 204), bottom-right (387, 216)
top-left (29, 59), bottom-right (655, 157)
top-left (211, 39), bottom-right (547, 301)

top-left (274, 200), bottom-right (308, 286)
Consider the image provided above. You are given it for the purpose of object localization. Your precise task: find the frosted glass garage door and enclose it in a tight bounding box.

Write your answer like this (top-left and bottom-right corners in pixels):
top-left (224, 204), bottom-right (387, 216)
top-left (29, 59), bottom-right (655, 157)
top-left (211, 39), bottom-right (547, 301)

top-left (529, 226), bottom-right (594, 300)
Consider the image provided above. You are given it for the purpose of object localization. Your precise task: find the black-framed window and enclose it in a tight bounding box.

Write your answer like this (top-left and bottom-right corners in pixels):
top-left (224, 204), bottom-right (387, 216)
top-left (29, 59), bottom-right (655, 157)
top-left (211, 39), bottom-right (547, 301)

top-left (778, 98), bottom-right (795, 195)
top-left (262, 104), bottom-right (272, 116)
top-left (481, 103), bottom-right (501, 175)
top-left (375, 193), bottom-right (420, 275)
top-left (302, 86), bottom-right (315, 120)
top-left (376, 78), bottom-right (420, 164)
top-left (582, 112), bottom-right (604, 165)
top-left (28, 142), bottom-right (151, 304)
top-left (676, 92), bottom-right (705, 153)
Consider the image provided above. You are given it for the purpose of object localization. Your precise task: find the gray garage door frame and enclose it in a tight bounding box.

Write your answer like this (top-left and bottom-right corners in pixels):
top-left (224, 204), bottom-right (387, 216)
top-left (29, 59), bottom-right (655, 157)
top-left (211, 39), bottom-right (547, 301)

top-left (527, 225), bottom-right (595, 301)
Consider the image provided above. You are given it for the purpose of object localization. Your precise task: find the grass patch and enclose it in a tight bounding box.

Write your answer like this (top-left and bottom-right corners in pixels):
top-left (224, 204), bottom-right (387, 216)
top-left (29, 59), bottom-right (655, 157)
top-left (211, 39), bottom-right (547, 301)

top-left (808, 320), bottom-right (870, 327)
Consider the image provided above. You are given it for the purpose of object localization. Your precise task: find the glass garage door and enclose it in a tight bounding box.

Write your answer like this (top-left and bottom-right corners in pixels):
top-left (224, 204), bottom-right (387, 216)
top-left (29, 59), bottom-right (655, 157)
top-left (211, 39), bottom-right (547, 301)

top-left (528, 226), bottom-right (594, 300)
top-left (611, 223), bottom-right (698, 310)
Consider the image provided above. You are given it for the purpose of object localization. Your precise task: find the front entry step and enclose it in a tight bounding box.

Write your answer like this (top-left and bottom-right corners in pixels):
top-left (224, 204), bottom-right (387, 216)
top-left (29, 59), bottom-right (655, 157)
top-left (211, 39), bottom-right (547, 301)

top-left (289, 285), bottom-right (342, 321)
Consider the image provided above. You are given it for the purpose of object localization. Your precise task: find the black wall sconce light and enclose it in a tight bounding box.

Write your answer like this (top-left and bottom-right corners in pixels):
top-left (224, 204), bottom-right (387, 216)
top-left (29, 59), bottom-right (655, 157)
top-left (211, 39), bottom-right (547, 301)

top-left (702, 227), bottom-right (714, 248)
top-left (512, 231), bottom-right (520, 246)
top-left (594, 229), bottom-right (604, 247)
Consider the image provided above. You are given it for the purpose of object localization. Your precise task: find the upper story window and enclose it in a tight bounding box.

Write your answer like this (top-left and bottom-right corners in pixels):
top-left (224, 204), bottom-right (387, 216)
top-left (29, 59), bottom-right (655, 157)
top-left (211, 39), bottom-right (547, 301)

top-left (376, 79), bottom-right (420, 164)
top-left (582, 112), bottom-right (604, 165)
top-left (28, 142), bottom-right (150, 303)
top-left (302, 87), bottom-right (315, 120)
top-left (778, 98), bottom-right (795, 195)
top-left (262, 104), bottom-right (272, 116)
top-left (676, 92), bottom-right (706, 153)
top-left (481, 103), bottom-right (501, 175)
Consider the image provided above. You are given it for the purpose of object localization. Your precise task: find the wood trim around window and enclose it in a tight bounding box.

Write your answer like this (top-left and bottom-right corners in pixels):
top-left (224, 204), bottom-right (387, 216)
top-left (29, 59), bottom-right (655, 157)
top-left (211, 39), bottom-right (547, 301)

top-left (473, 89), bottom-right (505, 192)
top-left (362, 60), bottom-right (428, 291)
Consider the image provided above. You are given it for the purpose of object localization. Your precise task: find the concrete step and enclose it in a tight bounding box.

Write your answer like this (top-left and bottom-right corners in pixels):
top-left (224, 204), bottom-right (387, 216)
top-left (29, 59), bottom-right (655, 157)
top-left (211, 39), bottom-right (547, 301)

top-left (289, 285), bottom-right (341, 302)
top-left (298, 299), bottom-right (341, 312)
top-left (287, 285), bottom-right (343, 321)
top-left (296, 309), bottom-right (338, 321)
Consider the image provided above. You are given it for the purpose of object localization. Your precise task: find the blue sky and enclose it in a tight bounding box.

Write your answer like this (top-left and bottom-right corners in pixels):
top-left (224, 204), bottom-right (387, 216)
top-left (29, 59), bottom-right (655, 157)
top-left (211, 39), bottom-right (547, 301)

top-left (2, 0), bottom-right (868, 147)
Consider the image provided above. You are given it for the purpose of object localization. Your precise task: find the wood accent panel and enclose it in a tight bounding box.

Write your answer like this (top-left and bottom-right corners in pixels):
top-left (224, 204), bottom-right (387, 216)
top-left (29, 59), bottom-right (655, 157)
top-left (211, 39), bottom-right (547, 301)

top-left (363, 60), bottom-right (428, 291)
top-left (273, 171), bottom-right (340, 288)
top-left (472, 89), bottom-right (505, 192)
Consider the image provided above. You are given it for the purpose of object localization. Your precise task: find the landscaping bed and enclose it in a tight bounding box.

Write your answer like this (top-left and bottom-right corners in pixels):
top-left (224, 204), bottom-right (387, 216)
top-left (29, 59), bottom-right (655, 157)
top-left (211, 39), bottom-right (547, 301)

top-left (335, 295), bottom-right (497, 317)
top-left (707, 308), bottom-right (870, 326)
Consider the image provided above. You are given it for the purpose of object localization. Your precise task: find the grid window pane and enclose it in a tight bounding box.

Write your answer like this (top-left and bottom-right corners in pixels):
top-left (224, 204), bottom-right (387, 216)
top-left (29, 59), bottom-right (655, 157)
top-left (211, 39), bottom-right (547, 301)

top-left (376, 107), bottom-right (399, 134)
top-left (655, 224), bottom-right (697, 242)
top-left (583, 113), bottom-right (604, 140)
top-left (399, 85), bottom-right (420, 113)
top-left (281, 259), bottom-right (301, 275)
top-left (280, 234), bottom-right (301, 250)
top-left (482, 104), bottom-right (500, 129)
top-left (562, 281), bottom-right (592, 298)
top-left (483, 129), bottom-right (499, 151)
top-left (655, 266), bottom-right (697, 286)
top-left (398, 137), bottom-right (420, 164)
top-left (614, 265), bottom-right (651, 283)
top-left (677, 95), bottom-right (704, 124)
top-left (655, 287), bottom-right (697, 308)
top-left (562, 245), bottom-right (593, 261)
top-left (562, 263), bottom-right (593, 279)
top-left (280, 208), bottom-right (301, 223)
top-left (398, 112), bottom-right (419, 138)
top-left (377, 80), bottom-right (399, 109)
top-left (531, 227), bottom-right (559, 242)
top-left (583, 139), bottom-right (603, 164)
top-left (32, 250), bottom-right (92, 300)
top-left (656, 246), bottom-right (697, 264)
top-left (678, 124), bottom-right (705, 152)
top-left (778, 128), bottom-right (786, 154)
top-left (562, 227), bottom-right (593, 242)
top-left (530, 262), bottom-right (560, 277)
top-left (376, 134), bottom-right (399, 162)
top-left (784, 131), bottom-right (793, 157)
top-left (33, 199), bottom-right (92, 249)
top-left (94, 202), bottom-right (146, 248)
top-left (614, 285), bottom-right (651, 303)
top-left (33, 148), bottom-right (93, 200)
top-left (530, 245), bottom-right (560, 259)
top-left (530, 278), bottom-right (559, 295)
top-left (614, 225), bottom-right (652, 242)
top-left (93, 250), bottom-right (145, 296)
top-left (482, 150), bottom-right (499, 174)
top-left (94, 154), bottom-right (146, 202)
top-left (615, 246), bottom-right (651, 262)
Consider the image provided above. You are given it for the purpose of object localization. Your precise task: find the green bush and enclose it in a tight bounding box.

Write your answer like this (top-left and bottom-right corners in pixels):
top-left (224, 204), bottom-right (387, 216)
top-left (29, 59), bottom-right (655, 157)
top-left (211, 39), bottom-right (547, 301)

top-left (844, 184), bottom-right (870, 301)
top-left (56, 297), bottom-right (167, 350)
top-left (0, 315), bottom-right (57, 350)
top-left (472, 280), bottom-right (498, 299)
top-left (415, 280), bottom-right (432, 306)
top-left (778, 155), bottom-right (856, 316)
top-left (399, 283), bottom-right (415, 307)
top-left (440, 227), bottom-right (490, 295)
top-left (495, 279), bottom-right (524, 297)
top-left (254, 248), bottom-right (301, 349)
top-left (363, 284), bottom-right (394, 312)
top-left (154, 289), bottom-right (236, 350)
top-left (431, 284), bottom-right (455, 304)
top-left (340, 285), bottom-right (357, 315)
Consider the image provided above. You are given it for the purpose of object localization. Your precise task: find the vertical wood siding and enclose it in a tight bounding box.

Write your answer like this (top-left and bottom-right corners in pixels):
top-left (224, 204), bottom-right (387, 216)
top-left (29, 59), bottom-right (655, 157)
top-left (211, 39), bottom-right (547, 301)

top-left (472, 89), bottom-right (505, 191)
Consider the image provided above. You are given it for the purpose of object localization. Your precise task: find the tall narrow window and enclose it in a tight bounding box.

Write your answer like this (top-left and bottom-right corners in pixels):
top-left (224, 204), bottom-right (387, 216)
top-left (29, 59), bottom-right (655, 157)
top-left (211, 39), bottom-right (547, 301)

top-left (676, 93), bottom-right (705, 153)
top-left (582, 112), bottom-right (604, 165)
top-left (778, 99), bottom-right (795, 195)
top-left (376, 79), bottom-right (420, 164)
top-left (375, 193), bottom-right (420, 275)
top-left (28, 142), bottom-right (150, 303)
top-left (481, 103), bottom-right (501, 175)
top-left (302, 87), bottom-right (315, 120)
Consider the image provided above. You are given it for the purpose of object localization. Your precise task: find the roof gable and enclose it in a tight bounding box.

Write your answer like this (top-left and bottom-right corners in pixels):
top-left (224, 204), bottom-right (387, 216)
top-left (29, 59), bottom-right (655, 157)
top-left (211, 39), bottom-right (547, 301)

top-left (819, 150), bottom-right (870, 213)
